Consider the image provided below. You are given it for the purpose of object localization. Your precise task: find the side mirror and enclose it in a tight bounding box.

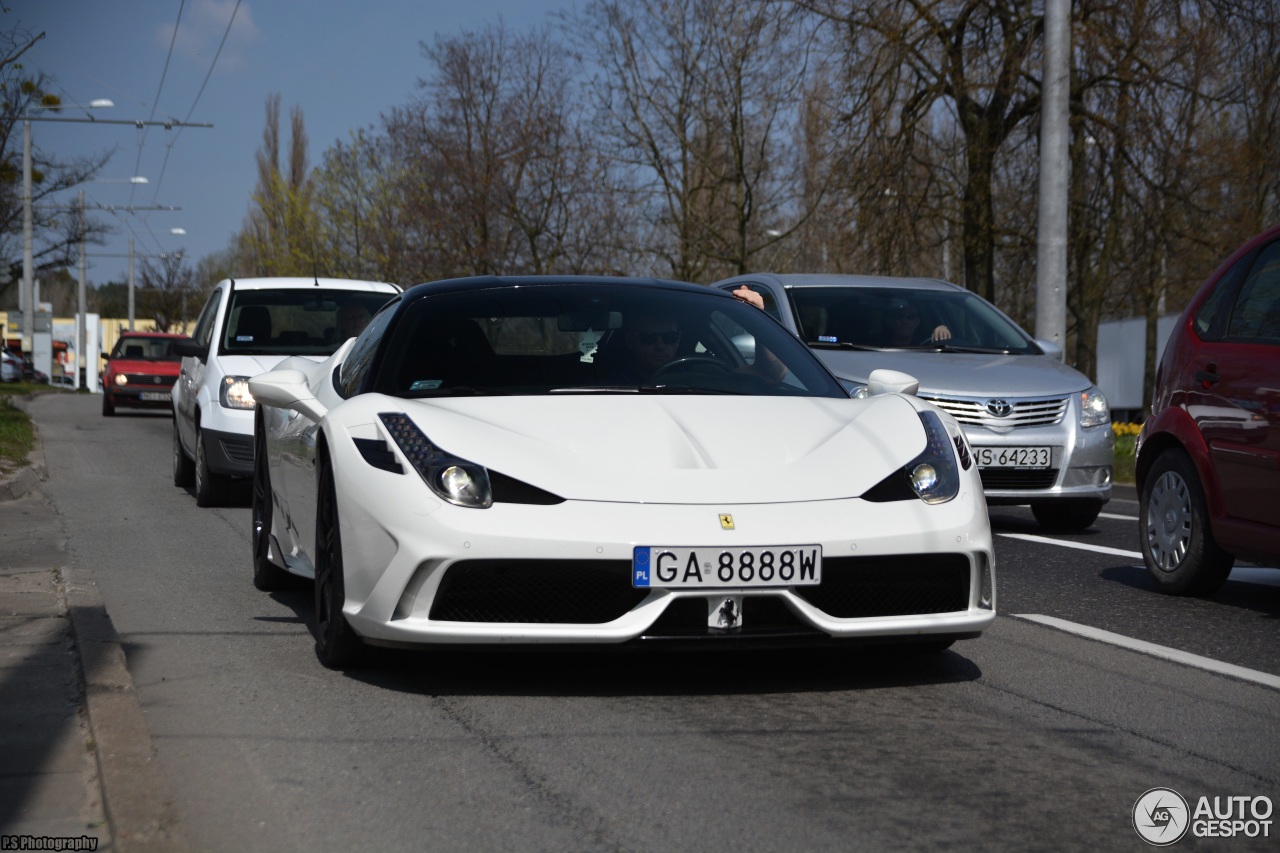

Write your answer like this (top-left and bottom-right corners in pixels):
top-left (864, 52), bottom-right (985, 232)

top-left (101, 352), bottom-right (111, 360)
top-left (866, 368), bottom-right (919, 397)
top-left (171, 338), bottom-right (205, 360)
top-left (1034, 338), bottom-right (1064, 362)
top-left (249, 369), bottom-right (328, 423)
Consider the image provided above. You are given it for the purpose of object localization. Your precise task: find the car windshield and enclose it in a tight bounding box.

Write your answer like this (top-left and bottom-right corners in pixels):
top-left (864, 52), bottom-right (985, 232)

top-left (788, 286), bottom-right (1040, 354)
top-left (112, 337), bottom-right (183, 361)
top-left (374, 282), bottom-right (848, 398)
top-left (221, 289), bottom-right (394, 355)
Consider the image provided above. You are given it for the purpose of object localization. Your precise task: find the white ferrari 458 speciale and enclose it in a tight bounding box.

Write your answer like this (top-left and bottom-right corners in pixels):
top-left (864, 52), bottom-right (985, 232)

top-left (248, 276), bottom-right (995, 667)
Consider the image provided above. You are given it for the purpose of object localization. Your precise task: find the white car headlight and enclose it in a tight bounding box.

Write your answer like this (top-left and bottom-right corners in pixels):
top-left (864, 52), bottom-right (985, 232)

top-left (1080, 386), bottom-right (1110, 428)
top-left (379, 412), bottom-right (493, 508)
top-left (862, 410), bottom-right (961, 505)
top-left (115, 373), bottom-right (128, 385)
top-left (219, 375), bottom-right (256, 409)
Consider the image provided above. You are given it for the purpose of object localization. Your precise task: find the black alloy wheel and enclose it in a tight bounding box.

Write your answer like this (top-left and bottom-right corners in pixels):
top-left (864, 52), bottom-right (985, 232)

top-left (314, 456), bottom-right (363, 668)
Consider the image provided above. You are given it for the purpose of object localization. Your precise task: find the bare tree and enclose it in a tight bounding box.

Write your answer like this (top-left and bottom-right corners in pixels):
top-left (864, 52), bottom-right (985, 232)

top-left (0, 24), bottom-right (111, 304)
top-left (138, 251), bottom-right (199, 332)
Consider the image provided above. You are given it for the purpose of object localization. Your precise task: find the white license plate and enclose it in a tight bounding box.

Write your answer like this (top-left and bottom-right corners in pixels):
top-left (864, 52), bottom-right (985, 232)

top-left (633, 546), bottom-right (821, 588)
top-left (973, 446), bottom-right (1052, 468)
top-left (139, 391), bottom-right (171, 401)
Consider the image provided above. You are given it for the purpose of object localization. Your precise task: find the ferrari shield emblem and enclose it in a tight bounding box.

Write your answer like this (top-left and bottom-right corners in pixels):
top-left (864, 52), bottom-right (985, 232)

top-left (719, 514), bottom-right (735, 530)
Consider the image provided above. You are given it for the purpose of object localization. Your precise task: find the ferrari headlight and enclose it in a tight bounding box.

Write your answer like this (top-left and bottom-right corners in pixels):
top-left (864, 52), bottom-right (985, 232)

top-left (219, 375), bottom-right (256, 409)
top-left (114, 373), bottom-right (128, 385)
top-left (860, 410), bottom-right (962, 504)
top-left (1080, 386), bottom-right (1109, 428)
top-left (379, 412), bottom-right (492, 508)
top-left (908, 411), bottom-right (960, 504)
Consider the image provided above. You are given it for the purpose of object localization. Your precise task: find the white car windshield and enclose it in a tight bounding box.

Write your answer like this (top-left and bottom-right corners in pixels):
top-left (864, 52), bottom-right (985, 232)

top-left (221, 289), bottom-right (394, 356)
top-left (374, 282), bottom-right (848, 397)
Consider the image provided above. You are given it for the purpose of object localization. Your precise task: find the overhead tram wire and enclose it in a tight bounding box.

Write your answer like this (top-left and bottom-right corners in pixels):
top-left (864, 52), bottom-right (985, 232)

top-left (129, 0), bottom-right (186, 209)
top-left (150, 0), bottom-right (244, 202)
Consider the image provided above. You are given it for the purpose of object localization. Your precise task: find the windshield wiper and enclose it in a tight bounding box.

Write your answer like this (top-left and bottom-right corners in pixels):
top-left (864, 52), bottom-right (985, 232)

top-left (923, 344), bottom-right (1015, 354)
top-left (407, 386), bottom-right (507, 397)
top-left (807, 340), bottom-right (876, 351)
top-left (550, 386), bottom-right (639, 394)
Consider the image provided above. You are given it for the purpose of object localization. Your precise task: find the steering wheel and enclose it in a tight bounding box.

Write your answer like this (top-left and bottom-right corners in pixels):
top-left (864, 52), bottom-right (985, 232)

top-left (651, 356), bottom-right (733, 382)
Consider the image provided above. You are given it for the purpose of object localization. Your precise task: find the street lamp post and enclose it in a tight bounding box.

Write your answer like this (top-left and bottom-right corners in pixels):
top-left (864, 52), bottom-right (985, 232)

top-left (18, 100), bottom-right (212, 364)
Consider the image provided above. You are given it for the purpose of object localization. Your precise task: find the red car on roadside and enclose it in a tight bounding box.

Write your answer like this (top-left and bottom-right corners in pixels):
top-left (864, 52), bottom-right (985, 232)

top-left (1136, 223), bottom-right (1280, 595)
top-left (101, 332), bottom-right (189, 416)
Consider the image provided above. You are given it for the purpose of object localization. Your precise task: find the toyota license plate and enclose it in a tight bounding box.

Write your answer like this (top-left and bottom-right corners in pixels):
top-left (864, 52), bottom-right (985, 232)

top-left (972, 446), bottom-right (1052, 468)
top-left (633, 546), bottom-right (821, 588)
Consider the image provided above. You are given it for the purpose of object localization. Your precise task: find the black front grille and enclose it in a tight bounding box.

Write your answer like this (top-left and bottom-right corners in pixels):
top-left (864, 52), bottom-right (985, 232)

top-left (430, 560), bottom-right (646, 623)
top-left (795, 554), bottom-right (970, 618)
top-left (979, 468), bottom-right (1058, 489)
top-left (124, 373), bottom-right (177, 387)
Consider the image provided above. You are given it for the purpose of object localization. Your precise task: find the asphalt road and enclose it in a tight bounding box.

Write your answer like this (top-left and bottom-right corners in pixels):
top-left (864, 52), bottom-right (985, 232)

top-left (31, 393), bottom-right (1280, 852)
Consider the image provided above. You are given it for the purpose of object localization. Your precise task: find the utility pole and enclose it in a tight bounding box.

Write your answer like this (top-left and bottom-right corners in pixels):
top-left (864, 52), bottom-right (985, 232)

top-left (21, 120), bottom-right (34, 351)
top-left (77, 190), bottom-right (86, 391)
top-left (1035, 0), bottom-right (1070, 351)
top-left (129, 238), bottom-right (135, 330)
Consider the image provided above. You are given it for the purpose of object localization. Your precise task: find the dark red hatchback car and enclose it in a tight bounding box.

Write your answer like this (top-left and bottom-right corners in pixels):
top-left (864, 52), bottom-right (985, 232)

top-left (1136, 224), bottom-right (1280, 595)
top-left (101, 332), bottom-right (189, 416)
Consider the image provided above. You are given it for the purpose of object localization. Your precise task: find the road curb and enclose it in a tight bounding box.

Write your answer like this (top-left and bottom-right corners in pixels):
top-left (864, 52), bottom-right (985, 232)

top-left (61, 564), bottom-right (191, 853)
top-left (14, 391), bottom-right (191, 853)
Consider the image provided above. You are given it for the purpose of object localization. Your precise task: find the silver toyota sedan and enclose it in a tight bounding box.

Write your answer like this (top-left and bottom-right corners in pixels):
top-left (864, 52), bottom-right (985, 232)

top-left (716, 273), bottom-right (1113, 530)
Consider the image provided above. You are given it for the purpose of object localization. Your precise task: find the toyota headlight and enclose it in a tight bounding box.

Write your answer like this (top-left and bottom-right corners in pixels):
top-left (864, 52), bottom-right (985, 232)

top-left (1080, 386), bottom-right (1110, 428)
top-left (219, 375), bottom-right (256, 409)
top-left (379, 412), bottom-right (492, 508)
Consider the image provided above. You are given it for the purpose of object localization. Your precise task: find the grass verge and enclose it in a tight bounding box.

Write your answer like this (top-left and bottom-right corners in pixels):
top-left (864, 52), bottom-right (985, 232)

top-left (0, 382), bottom-right (64, 476)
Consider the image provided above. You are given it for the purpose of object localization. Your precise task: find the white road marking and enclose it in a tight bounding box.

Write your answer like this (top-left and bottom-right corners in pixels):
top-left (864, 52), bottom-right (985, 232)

top-left (997, 532), bottom-right (1280, 582)
top-left (1012, 614), bottom-right (1280, 690)
top-left (1099, 512), bottom-right (1137, 521)
top-left (999, 532), bottom-right (1140, 559)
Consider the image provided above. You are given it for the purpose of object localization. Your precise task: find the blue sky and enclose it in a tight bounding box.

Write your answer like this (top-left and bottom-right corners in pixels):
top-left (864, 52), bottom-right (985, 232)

top-left (14, 0), bottom-right (569, 288)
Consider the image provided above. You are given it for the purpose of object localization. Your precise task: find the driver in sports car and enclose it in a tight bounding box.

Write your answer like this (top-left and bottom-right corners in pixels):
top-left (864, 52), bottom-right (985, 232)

top-left (608, 291), bottom-right (787, 385)
top-left (608, 312), bottom-right (686, 384)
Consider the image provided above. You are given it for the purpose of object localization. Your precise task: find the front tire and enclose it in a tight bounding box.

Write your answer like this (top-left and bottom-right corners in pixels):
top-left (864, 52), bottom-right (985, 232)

top-left (314, 456), bottom-right (363, 668)
top-left (1140, 448), bottom-right (1233, 596)
top-left (194, 428), bottom-right (229, 508)
top-left (252, 413), bottom-right (291, 591)
top-left (102, 395), bottom-right (115, 416)
top-left (173, 420), bottom-right (195, 487)
top-left (1031, 499), bottom-right (1103, 532)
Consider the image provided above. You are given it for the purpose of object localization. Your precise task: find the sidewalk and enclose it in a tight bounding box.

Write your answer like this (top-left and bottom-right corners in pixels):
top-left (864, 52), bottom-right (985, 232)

top-left (0, 401), bottom-right (188, 853)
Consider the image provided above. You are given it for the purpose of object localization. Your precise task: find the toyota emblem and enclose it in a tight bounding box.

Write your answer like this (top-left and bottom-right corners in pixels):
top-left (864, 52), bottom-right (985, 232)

top-left (986, 399), bottom-right (1012, 417)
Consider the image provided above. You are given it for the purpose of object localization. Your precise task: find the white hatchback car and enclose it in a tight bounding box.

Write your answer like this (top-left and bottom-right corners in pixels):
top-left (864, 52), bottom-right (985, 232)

top-left (172, 277), bottom-right (400, 506)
